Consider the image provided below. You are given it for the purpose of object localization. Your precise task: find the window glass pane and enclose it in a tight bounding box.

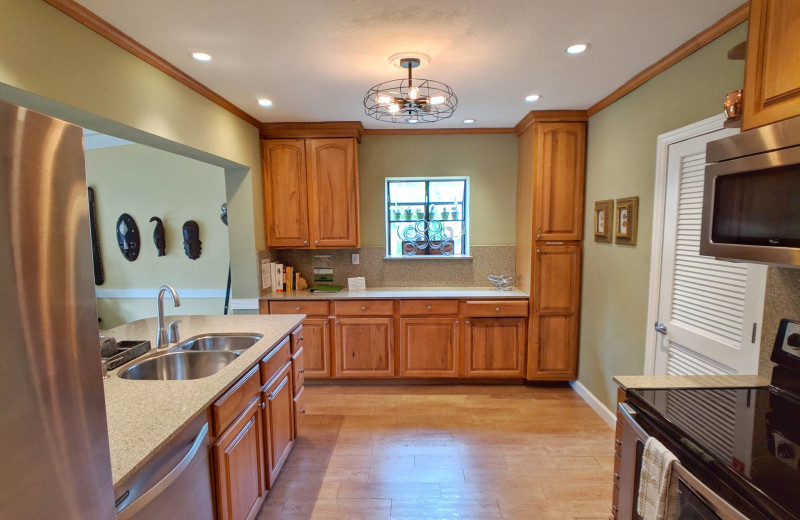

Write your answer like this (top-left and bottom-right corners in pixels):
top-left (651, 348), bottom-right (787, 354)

top-left (388, 181), bottom-right (425, 205)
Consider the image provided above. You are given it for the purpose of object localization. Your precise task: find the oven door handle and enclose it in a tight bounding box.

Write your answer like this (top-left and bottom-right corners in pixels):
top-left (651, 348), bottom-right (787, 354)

top-left (619, 402), bottom-right (648, 441)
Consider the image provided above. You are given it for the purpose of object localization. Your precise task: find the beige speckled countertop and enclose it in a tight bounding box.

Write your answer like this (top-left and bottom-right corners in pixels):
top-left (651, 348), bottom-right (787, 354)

top-left (104, 314), bottom-right (303, 491)
top-left (614, 374), bottom-right (770, 391)
top-left (261, 286), bottom-right (529, 300)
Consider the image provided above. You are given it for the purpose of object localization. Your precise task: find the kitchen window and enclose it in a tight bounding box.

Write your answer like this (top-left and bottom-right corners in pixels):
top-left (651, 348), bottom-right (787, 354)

top-left (385, 177), bottom-right (469, 258)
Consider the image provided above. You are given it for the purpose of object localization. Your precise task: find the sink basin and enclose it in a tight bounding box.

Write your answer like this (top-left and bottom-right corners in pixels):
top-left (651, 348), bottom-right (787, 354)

top-left (177, 333), bottom-right (263, 352)
top-left (118, 351), bottom-right (239, 380)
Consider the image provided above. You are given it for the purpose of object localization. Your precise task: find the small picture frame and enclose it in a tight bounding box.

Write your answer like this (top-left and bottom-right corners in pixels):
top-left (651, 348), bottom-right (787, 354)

top-left (594, 200), bottom-right (613, 243)
top-left (615, 196), bottom-right (639, 245)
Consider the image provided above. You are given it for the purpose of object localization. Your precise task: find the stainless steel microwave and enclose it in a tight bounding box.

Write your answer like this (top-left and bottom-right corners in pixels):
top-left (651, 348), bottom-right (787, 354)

top-left (701, 116), bottom-right (800, 267)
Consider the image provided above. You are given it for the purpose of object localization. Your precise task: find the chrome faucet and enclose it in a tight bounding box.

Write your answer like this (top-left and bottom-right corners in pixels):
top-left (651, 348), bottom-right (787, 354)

top-left (156, 285), bottom-right (181, 348)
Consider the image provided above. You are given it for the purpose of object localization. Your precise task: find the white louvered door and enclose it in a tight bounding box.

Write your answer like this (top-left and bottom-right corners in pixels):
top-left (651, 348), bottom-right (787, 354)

top-left (654, 129), bottom-right (767, 375)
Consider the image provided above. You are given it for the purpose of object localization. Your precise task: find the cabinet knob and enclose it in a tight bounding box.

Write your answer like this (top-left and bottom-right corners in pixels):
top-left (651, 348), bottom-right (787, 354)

top-left (298, 336), bottom-right (304, 341)
top-left (536, 234), bottom-right (542, 239)
top-left (314, 240), bottom-right (319, 245)
top-left (299, 368), bottom-right (305, 373)
top-left (536, 249), bottom-right (541, 254)
top-left (260, 402), bottom-right (266, 409)
top-left (335, 321), bottom-right (340, 325)
top-left (613, 472), bottom-right (620, 481)
top-left (495, 307), bottom-right (500, 312)
top-left (303, 240), bottom-right (308, 245)
top-left (455, 321), bottom-right (459, 325)
top-left (536, 226), bottom-right (541, 230)
top-left (427, 305), bottom-right (432, 310)
top-left (615, 439), bottom-right (622, 447)
top-left (612, 505), bottom-right (618, 513)
top-left (361, 306), bottom-right (367, 311)
top-left (465, 320), bottom-right (470, 324)
top-left (296, 306), bottom-right (301, 311)
top-left (300, 409), bottom-right (306, 414)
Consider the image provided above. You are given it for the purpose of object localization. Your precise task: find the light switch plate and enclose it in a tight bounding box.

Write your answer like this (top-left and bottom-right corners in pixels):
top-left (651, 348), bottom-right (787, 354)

top-left (352, 253), bottom-right (359, 265)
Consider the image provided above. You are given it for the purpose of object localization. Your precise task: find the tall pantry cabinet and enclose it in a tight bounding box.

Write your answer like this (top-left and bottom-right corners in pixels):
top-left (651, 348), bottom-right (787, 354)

top-left (515, 111), bottom-right (586, 381)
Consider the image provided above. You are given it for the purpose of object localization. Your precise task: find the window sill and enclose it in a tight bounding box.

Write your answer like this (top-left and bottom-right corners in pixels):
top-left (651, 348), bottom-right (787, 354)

top-left (383, 255), bottom-right (473, 260)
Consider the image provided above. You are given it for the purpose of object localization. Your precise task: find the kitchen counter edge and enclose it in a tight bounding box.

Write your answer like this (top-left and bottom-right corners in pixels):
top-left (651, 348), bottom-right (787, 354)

top-left (260, 286), bottom-right (529, 300)
top-left (613, 374), bottom-right (771, 391)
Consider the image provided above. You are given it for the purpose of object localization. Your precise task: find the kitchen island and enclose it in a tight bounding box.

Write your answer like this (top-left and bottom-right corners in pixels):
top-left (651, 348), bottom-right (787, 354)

top-left (104, 314), bottom-right (304, 491)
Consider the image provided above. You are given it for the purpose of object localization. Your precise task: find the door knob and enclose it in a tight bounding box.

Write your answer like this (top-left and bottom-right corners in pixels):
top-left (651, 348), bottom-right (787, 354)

top-left (654, 322), bottom-right (668, 335)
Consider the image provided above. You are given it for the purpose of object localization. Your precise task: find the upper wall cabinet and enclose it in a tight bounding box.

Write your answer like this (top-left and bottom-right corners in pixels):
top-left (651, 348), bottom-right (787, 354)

top-left (742, 0), bottom-right (800, 130)
top-left (262, 138), bottom-right (360, 249)
top-left (533, 121), bottom-right (586, 241)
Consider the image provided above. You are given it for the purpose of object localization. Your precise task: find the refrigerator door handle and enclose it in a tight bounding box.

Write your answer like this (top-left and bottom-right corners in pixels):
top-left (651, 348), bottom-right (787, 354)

top-left (115, 422), bottom-right (209, 519)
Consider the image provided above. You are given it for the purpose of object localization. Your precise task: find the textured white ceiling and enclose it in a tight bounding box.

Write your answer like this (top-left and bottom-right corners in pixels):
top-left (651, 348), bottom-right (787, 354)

top-left (75, 0), bottom-right (744, 128)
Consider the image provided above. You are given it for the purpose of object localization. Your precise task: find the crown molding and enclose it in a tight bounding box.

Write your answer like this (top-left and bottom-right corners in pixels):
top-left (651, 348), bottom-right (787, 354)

top-left (260, 122), bottom-right (365, 141)
top-left (514, 110), bottom-right (589, 135)
top-left (43, 0), bottom-right (260, 127)
top-left (587, 2), bottom-right (750, 117)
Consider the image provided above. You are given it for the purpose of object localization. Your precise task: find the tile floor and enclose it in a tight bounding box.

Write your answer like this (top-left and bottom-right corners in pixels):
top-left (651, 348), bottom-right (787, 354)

top-left (257, 384), bottom-right (615, 520)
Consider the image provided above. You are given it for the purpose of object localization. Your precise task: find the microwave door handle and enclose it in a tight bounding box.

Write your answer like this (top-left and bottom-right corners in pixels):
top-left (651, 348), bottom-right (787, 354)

top-left (673, 463), bottom-right (749, 520)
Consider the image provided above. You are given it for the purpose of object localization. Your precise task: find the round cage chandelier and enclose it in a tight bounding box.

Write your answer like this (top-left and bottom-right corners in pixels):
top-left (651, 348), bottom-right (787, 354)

top-left (364, 55), bottom-right (457, 124)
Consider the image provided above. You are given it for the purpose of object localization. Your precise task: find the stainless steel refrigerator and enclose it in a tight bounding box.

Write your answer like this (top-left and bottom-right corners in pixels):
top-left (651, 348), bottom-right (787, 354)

top-left (0, 99), bottom-right (116, 519)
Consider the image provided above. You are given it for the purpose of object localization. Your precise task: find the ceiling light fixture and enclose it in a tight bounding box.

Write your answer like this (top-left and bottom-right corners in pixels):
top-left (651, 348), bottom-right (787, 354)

top-left (191, 51), bottom-right (212, 61)
top-left (463, 119), bottom-right (475, 124)
top-left (525, 94), bottom-right (541, 103)
top-left (257, 98), bottom-right (273, 107)
top-left (566, 43), bottom-right (588, 55)
top-left (364, 54), bottom-right (457, 124)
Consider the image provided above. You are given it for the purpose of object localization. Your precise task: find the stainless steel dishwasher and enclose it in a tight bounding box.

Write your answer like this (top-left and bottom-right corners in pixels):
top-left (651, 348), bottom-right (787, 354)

top-left (114, 415), bottom-right (215, 520)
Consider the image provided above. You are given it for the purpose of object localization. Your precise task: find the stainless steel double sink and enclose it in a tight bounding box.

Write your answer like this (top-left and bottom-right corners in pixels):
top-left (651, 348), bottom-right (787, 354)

top-left (117, 334), bottom-right (262, 381)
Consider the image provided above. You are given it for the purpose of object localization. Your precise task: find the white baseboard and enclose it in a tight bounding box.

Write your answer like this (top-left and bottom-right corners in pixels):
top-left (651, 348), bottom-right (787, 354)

top-left (570, 380), bottom-right (616, 429)
top-left (229, 299), bottom-right (259, 310)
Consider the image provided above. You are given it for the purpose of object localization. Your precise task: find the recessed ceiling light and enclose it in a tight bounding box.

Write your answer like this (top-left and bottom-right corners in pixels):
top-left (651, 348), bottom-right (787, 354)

top-left (407, 119), bottom-right (419, 124)
top-left (191, 51), bottom-right (212, 62)
top-left (463, 119), bottom-right (476, 124)
top-left (525, 94), bottom-right (541, 103)
top-left (257, 98), bottom-right (273, 107)
top-left (566, 43), bottom-right (588, 55)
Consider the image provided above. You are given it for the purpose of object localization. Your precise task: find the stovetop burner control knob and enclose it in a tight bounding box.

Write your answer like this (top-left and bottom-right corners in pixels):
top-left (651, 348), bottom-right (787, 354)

top-left (787, 333), bottom-right (800, 350)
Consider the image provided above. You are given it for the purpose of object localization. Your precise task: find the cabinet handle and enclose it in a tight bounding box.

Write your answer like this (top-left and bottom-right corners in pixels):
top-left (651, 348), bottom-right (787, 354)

top-left (300, 409), bottom-right (306, 414)
top-left (361, 306), bottom-right (367, 311)
top-left (299, 368), bottom-right (305, 373)
top-left (613, 472), bottom-right (620, 481)
top-left (427, 305), bottom-right (432, 310)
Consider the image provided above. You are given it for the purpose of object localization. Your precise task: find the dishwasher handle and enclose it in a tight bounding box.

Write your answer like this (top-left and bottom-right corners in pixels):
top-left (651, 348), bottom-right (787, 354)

top-left (116, 422), bottom-right (210, 519)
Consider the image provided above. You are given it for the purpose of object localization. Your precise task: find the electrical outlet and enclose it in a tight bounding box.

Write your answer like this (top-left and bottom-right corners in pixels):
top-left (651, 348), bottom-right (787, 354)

top-left (352, 253), bottom-right (360, 265)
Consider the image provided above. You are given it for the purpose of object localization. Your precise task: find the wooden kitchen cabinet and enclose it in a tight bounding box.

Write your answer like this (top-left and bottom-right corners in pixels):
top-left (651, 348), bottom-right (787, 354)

top-left (262, 364), bottom-right (294, 487)
top-left (300, 318), bottom-right (331, 378)
top-left (464, 318), bottom-right (527, 378)
top-left (213, 397), bottom-right (266, 520)
top-left (533, 121), bottom-right (586, 241)
top-left (528, 244), bottom-right (582, 380)
top-left (262, 137), bottom-right (360, 249)
top-left (334, 317), bottom-right (395, 377)
top-left (742, 0), bottom-right (800, 130)
top-left (262, 139), bottom-right (309, 247)
top-left (399, 317), bottom-right (461, 377)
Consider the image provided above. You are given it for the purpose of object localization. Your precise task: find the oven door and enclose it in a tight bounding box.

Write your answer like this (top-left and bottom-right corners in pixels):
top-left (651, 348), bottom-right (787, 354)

top-left (617, 403), bottom-right (750, 520)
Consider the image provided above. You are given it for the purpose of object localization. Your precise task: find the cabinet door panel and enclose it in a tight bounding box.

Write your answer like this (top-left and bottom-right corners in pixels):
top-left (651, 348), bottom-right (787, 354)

top-left (464, 318), bottom-right (526, 378)
top-left (534, 122), bottom-right (586, 241)
top-left (742, 0), bottom-right (800, 129)
top-left (534, 246), bottom-right (580, 313)
top-left (335, 317), bottom-right (394, 377)
top-left (536, 315), bottom-right (576, 374)
top-left (263, 365), bottom-right (294, 487)
top-left (400, 318), bottom-right (461, 377)
top-left (213, 398), bottom-right (265, 520)
top-left (302, 318), bottom-right (331, 378)
top-left (291, 346), bottom-right (304, 393)
top-left (293, 386), bottom-right (306, 439)
top-left (306, 138), bottom-right (360, 247)
top-left (263, 139), bottom-right (309, 247)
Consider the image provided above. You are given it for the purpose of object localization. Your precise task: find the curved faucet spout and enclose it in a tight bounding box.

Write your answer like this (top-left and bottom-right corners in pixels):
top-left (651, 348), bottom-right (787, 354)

top-left (156, 285), bottom-right (181, 348)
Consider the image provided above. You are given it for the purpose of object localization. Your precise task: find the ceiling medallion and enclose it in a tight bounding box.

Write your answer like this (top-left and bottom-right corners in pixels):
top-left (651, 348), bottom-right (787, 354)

top-left (364, 54), bottom-right (457, 124)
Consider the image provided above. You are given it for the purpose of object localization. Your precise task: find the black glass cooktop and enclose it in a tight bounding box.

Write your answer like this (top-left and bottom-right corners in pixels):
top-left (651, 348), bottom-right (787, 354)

top-left (628, 386), bottom-right (800, 520)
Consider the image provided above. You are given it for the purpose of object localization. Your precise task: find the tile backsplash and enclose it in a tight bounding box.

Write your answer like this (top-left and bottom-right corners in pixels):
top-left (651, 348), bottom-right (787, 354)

top-left (260, 245), bottom-right (517, 293)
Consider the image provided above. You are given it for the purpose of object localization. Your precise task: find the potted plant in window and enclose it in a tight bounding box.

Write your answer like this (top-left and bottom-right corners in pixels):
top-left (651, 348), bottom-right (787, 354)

top-left (391, 205), bottom-right (401, 221)
top-left (440, 208), bottom-right (450, 220)
top-left (414, 208), bottom-right (425, 220)
top-left (450, 205), bottom-right (459, 220)
top-left (403, 208), bottom-right (413, 221)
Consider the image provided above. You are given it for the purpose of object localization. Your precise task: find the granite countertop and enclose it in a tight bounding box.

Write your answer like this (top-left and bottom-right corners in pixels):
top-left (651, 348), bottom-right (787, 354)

top-left (261, 286), bottom-right (529, 300)
top-left (614, 374), bottom-right (771, 391)
top-left (104, 314), bottom-right (304, 491)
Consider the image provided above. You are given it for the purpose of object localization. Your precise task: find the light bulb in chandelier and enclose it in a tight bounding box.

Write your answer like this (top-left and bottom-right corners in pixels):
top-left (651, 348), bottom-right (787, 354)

top-left (387, 103), bottom-right (401, 114)
top-left (428, 95), bottom-right (446, 105)
top-left (376, 94), bottom-right (393, 105)
top-left (408, 86), bottom-right (420, 100)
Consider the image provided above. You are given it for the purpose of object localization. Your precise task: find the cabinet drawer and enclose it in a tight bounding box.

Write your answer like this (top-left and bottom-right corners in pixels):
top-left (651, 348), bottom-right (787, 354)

top-left (613, 452), bottom-right (621, 484)
top-left (292, 346), bottom-right (304, 393)
top-left (293, 386), bottom-right (306, 439)
top-left (399, 299), bottom-right (460, 316)
top-left (465, 300), bottom-right (529, 317)
top-left (269, 300), bottom-right (330, 316)
top-left (615, 421), bottom-right (623, 455)
top-left (290, 325), bottom-right (304, 354)
top-left (611, 484), bottom-right (620, 518)
top-left (334, 300), bottom-right (394, 316)
top-left (211, 364), bottom-right (261, 436)
top-left (260, 336), bottom-right (291, 385)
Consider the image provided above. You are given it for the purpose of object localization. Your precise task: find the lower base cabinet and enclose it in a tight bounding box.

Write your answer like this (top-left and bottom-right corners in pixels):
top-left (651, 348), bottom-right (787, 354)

top-left (399, 318), bottom-right (460, 377)
top-left (263, 364), bottom-right (294, 487)
top-left (334, 317), bottom-right (395, 377)
top-left (464, 318), bottom-right (526, 378)
top-left (301, 318), bottom-right (331, 378)
top-left (213, 398), bottom-right (266, 520)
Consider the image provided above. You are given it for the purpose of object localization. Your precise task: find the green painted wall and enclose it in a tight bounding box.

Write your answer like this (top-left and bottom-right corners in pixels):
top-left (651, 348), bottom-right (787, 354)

top-left (85, 144), bottom-right (229, 327)
top-left (579, 23), bottom-right (748, 409)
top-left (359, 134), bottom-right (519, 247)
top-left (0, 0), bottom-right (262, 302)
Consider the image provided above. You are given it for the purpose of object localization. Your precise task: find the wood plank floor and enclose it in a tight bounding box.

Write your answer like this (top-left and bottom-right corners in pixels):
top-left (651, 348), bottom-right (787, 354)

top-left (257, 384), bottom-right (615, 520)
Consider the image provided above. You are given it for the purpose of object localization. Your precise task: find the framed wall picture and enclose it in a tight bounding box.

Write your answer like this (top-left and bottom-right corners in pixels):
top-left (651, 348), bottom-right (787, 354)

top-left (615, 196), bottom-right (638, 245)
top-left (594, 200), bottom-right (613, 243)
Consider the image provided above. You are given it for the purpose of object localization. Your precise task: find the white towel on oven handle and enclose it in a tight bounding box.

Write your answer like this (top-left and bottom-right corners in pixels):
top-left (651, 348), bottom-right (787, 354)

top-left (637, 437), bottom-right (680, 520)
